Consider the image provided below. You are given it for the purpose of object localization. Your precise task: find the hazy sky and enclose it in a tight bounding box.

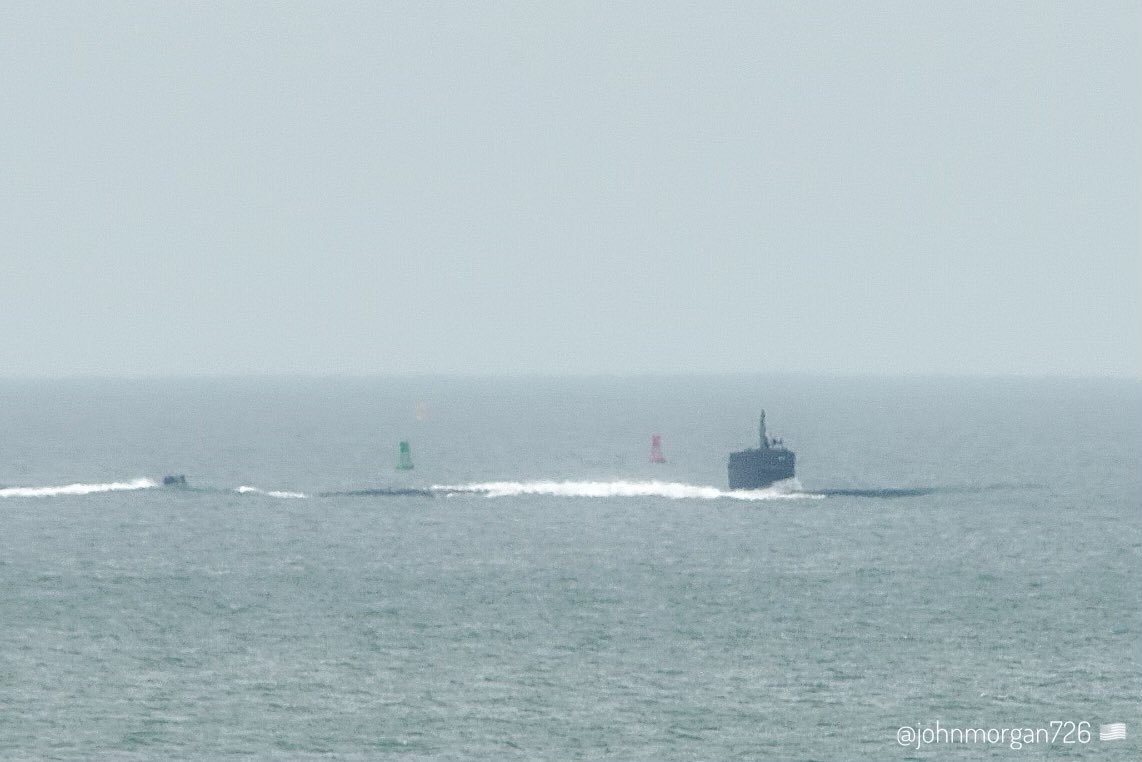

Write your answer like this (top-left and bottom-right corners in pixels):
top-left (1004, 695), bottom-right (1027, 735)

top-left (2, 2), bottom-right (1138, 376)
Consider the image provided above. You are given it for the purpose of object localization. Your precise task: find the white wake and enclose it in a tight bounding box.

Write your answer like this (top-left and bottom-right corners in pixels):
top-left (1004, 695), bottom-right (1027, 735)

top-left (431, 479), bottom-right (820, 501)
top-left (0, 477), bottom-right (158, 499)
top-left (236, 486), bottom-right (308, 499)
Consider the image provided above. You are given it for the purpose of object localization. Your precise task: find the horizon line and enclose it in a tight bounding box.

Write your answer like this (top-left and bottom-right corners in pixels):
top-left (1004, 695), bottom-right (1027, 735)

top-left (1, 370), bottom-right (1139, 382)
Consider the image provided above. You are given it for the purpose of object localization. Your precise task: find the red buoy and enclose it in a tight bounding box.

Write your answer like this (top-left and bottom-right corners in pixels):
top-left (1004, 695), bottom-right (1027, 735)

top-left (649, 434), bottom-right (666, 463)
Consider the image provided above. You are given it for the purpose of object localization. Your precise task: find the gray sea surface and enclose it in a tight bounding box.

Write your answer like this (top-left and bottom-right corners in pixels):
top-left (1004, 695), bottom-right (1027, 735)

top-left (1, 376), bottom-right (1139, 760)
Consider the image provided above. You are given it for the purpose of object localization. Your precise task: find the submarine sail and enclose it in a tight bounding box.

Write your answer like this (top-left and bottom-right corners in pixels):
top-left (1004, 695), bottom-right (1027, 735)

top-left (727, 410), bottom-right (795, 489)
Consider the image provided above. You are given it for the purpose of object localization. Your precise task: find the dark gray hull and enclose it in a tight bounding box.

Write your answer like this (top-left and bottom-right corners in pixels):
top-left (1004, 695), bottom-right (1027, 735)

top-left (727, 447), bottom-right (795, 490)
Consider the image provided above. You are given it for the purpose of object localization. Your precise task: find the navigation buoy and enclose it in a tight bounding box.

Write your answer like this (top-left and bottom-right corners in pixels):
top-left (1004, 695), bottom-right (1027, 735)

top-left (649, 434), bottom-right (666, 463)
top-left (397, 440), bottom-right (414, 470)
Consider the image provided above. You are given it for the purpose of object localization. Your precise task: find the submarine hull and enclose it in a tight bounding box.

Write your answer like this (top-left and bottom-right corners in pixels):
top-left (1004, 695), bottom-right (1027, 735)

top-left (727, 448), bottom-right (795, 490)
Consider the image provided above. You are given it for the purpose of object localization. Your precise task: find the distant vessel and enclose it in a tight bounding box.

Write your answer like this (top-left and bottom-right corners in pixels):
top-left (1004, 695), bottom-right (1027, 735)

top-left (162, 474), bottom-right (188, 487)
top-left (727, 411), bottom-right (795, 489)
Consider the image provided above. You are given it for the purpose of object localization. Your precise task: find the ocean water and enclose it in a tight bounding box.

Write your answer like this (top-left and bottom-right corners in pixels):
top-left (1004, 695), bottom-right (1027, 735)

top-left (0, 376), bottom-right (1138, 760)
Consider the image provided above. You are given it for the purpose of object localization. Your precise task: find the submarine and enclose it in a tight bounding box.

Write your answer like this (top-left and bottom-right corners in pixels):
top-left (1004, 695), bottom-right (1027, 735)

top-left (728, 410), bottom-right (795, 489)
top-left (162, 474), bottom-right (188, 487)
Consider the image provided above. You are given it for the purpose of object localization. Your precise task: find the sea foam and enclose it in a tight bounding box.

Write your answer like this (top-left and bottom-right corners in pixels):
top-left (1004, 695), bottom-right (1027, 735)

top-left (0, 478), bottom-right (158, 499)
top-left (235, 486), bottom-right (308, 499)
top-left (430, 479), bottom-right (819, 501)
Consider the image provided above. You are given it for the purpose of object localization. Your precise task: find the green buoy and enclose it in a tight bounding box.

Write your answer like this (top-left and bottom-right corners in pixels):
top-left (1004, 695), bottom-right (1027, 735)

top-left (396, 440), bottom-right (414, 470)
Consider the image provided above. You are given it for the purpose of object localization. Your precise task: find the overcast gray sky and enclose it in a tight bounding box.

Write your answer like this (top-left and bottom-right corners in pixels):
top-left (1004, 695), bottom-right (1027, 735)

top-left (2, 1), bottom-right (1138, 377)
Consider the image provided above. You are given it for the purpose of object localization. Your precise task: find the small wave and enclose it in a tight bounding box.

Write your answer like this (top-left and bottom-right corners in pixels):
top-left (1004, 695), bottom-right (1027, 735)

top-left (235, 486), bottom-right (308, 499)
top-left (430, 479), bottom-right (820, 501)
top-left (0, 478), bottom-right (158, 499)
